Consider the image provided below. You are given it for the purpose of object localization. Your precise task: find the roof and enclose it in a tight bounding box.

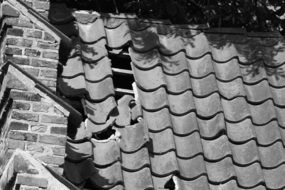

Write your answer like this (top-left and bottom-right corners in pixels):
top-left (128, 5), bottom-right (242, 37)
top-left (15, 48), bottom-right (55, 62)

top-left (3, 61), bottom-right (82, 118)
top-left (51, 9), bottom-right (285, 190)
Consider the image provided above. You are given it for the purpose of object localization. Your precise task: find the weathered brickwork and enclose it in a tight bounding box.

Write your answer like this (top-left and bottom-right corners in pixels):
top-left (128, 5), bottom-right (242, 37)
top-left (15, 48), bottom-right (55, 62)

top-left (0, 150), bottom-right (69, 189)
top-left (4, 14), bottom-right (59, 91)
top-left (0, 0), bottom-right (68, 175)
top-left (6, 90), bottom-right (68, 173)
top-left (20, 0), bottom-right (50, 19)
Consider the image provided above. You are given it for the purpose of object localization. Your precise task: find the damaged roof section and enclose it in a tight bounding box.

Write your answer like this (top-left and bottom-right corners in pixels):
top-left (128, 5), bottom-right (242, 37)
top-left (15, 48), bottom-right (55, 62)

top-left (55, 11), bottom-right (285, 190)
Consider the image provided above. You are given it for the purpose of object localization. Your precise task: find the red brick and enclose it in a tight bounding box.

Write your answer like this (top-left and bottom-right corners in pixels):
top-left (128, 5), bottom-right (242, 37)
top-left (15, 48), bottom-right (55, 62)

top-left (10, 121), bottom-right (29, 130)
top-left (26, 142), bottom-right (44, 153)
top-left (7, 28), bottom-right (24, 36)
top-left (39, 69), bottom-right (57, 78)
top-left (5, 56), bottom-right (30, 65)
top-left (16, 174), bottom-right (48, 188)
top-left (7, 139), bottom-right (26, 150)
top-left (25, 30), bottom-right (42, 39)
top-left (31, 58), bottom-right (57, 69)
top-left (52, 146), bottom-right (65, 156)
top-left (9, 131), bottom-right (38, 142)
top-left (42, 51), bottom-right (58, 60)
top-left (10, 90), bottom-right (41, 102)
top-left (24, 49), bottom-right (41, 57)
top-left (37, 41), bottom-right (58, 50)
top-left (34, 1), bottom-right (49, 10)
top-left (12, 102), bottom-right (31, 111)
top-left (32, 103), bottom-right (50, 113)
top-left (39, 134), bottom-right (66, 146)
top-left (41, 115), bottom-right (67, 124)
top-left (30, 125), bottom-right (48, 133)
top-left (6, 38), bottom-right (33, 47)
top-left (5, 18), bottom-right (33, 28)
top-left (12, 111), bottom-right (39, 122)
top-left (5, 47), bottom-right (22, 55)
top-left (50, 126), bottom-right (67, 135)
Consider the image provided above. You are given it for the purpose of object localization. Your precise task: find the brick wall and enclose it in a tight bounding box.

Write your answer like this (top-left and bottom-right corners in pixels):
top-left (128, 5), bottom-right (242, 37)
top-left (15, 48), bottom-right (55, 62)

top-left (4, 21), bottom-right (59, 90)
top-left (7, 88), bottom-right (67, 174)
top-left (0, 1), bottom-right (68, 175)
top-left (0, 149), bottom-right (69, 189)
top-left (20, 0), bottom-right (50, 18)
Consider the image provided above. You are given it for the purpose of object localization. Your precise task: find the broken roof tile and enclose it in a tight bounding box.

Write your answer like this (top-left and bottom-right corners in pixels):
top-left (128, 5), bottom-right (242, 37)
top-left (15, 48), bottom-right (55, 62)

top-left (117, 122), bottom-right (148, 153)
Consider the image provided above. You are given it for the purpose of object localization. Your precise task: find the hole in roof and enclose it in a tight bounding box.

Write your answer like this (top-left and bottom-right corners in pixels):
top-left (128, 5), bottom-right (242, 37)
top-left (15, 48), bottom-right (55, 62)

top-left (93, 126), bottom-right (117, 140)
top-left (164, 175), bottom-right (179, 190)
top-left (113, 73), bottom-right (134, 90)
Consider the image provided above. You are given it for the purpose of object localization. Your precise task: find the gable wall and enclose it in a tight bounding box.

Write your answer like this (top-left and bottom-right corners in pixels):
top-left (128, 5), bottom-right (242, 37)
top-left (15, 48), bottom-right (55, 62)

top-left (0, 0), bottom-right (68, 175)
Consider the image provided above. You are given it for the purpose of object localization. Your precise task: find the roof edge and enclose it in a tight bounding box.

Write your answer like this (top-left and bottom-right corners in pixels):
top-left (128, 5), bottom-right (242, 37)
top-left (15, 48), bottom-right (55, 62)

top-left (5, 61), bottom-right (82, 119)
top-left (4, 0), bottom-right (72, 46)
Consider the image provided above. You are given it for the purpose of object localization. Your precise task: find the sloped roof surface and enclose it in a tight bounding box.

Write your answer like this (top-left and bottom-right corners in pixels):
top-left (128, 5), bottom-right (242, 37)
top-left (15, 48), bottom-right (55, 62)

top-left (54, 11), bottom-right (285, 190)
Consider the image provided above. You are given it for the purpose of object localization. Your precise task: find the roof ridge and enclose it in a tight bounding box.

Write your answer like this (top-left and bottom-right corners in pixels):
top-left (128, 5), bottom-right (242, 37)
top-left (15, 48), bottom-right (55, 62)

top-left (102, 13), bottom-right (282, 37)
